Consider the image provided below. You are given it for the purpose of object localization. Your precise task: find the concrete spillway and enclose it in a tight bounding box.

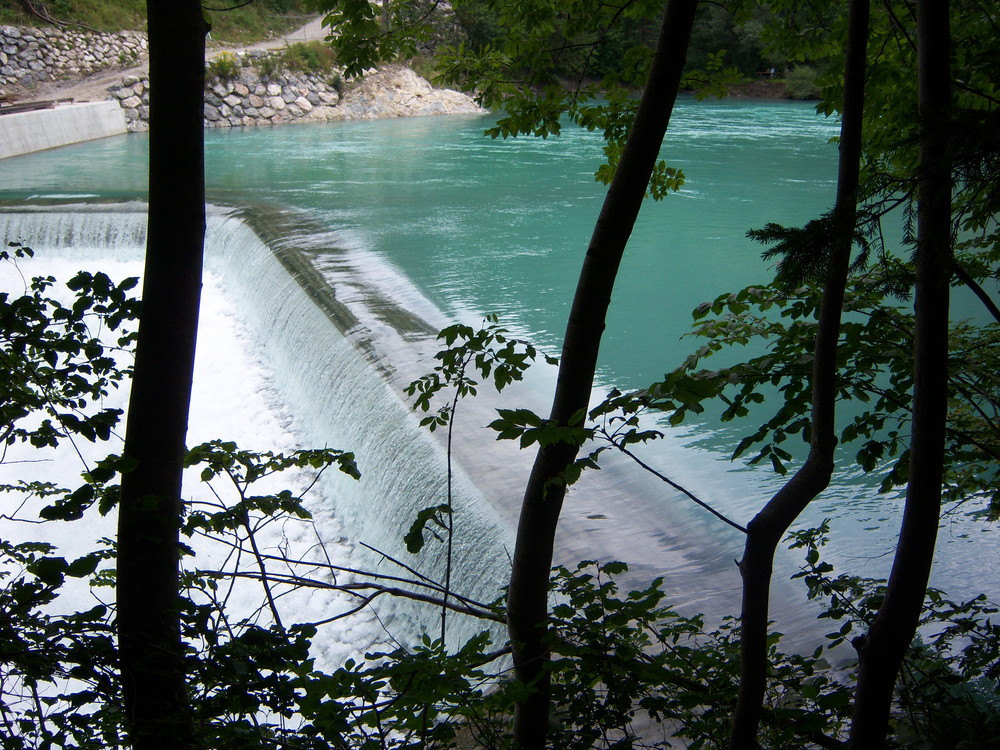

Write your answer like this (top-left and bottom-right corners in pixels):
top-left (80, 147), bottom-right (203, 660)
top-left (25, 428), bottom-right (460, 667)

top-left (0, 101), bottom-right (126, 159)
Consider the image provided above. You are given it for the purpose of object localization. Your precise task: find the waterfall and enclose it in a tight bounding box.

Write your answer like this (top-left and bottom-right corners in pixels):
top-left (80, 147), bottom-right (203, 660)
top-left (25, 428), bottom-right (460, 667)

top-left (0, 203), bottom-right (148, 259)
top-left (0, 203), bottom-right (514, 646)
top-left (204, 211), bottom-right (516, 637)
top-left (2, 202), bottom-right (810, 647)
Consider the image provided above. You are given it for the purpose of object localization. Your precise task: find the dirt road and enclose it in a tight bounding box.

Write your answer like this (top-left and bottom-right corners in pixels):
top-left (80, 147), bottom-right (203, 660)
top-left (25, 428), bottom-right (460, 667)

top-left (25, 15), bottom-right (327, 104)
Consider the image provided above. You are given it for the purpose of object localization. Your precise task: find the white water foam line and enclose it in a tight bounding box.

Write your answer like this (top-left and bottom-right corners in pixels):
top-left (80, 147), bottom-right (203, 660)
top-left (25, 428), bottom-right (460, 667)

top-left (0, 205), bottom-right (513, 648)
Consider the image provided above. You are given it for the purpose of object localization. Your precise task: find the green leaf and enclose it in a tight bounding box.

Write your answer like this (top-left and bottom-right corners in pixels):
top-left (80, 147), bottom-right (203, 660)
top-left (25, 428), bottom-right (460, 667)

top-left (28, 556), bottom-right (68, 586)
top-left (403, 504), bottom-right (451, 553)
top-left (66, 552), bottom-right (102, 578)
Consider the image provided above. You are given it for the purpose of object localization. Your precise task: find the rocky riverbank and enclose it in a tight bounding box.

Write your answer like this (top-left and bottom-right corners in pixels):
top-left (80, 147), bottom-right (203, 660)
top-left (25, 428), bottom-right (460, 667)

top-left (1, 24), bottom-right (146, 91)
top-left (113, 61), bottom-right (482, 133)
top-left (2, 21), bottom-right (484, 131)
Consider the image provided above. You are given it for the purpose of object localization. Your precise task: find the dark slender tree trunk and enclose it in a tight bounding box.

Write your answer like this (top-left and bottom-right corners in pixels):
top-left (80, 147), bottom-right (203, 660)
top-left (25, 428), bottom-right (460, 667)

top-left (727, 2), bottom-right (870, 747)
top-left (116, 2), bottom-right (207, 748)
top-left (847, 2), bottom-right (951, 746)
top-left (506, 3), bottom-right (697, 748)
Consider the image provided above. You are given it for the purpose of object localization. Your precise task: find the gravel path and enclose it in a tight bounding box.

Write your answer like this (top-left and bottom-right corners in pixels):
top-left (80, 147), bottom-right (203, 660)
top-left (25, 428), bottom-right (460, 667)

top-left (27, 15), bottom-right (327, 104)
top-left (229, 16), bottom-right (327, 54)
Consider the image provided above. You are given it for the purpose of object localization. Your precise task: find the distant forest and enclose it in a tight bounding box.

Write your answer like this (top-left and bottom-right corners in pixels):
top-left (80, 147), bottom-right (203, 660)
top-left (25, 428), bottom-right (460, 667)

top-left (0, 0), bottom-right (822, 94)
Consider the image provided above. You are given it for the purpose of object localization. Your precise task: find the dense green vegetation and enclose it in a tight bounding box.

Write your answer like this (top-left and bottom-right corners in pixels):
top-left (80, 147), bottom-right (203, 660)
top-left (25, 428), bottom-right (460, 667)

top-left (3, 265), bottom-right (997, 749)
top-left (442, 0), bottom-right (816, 95)
top-left (0, 0), bottom-right (145, 32)
top-left (448, 0), bottom-right (774, 81)
top-left (204, 0), bottom-right (311, 45)
top-left (0, 0), bottom-right (814, 94)
top-left (0, 0), bottom-right (310, 43)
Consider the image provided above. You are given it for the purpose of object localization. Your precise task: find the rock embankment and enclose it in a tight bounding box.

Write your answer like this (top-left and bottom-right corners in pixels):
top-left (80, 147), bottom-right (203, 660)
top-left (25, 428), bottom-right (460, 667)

top-left (113, 61), bottom-right (483, 133)
top-left (110, 67), bottom-right (344, 132)
top-left (315, 66), bottom-right (484, 121)
top-left (1, 25), bottom-right (145, 91)
top-left (1, 22), bottom-right (483, 129)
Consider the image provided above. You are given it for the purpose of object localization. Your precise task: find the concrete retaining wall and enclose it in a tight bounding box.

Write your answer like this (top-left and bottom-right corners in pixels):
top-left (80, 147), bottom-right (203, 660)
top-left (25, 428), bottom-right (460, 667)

top-left (0, 100), bottom-right (127, 159)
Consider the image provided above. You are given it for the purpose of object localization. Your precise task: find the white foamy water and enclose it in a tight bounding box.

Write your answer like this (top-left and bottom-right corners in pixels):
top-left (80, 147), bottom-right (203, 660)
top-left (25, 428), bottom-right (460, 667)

top-left (0, 221), bottom-right (384, 669)
top-left (2, 201), bottom-right (995, 664)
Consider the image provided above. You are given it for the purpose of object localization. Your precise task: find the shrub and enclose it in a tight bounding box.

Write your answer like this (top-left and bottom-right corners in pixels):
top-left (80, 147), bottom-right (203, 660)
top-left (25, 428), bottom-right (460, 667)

top-left (783, 65), bottom-right (821, 99)
top-left (207, 51), bottom-right (241, 81)
top-left (257, 54), bottom-right (282, 79)
top-left (407, 53), bottom-right (440, 83)
top-left (117, 49), bottom-right (139, 68)
top-left (329, 71), bottom-right (345, 97)
top-left (281, 41), bottom-right (336, 74)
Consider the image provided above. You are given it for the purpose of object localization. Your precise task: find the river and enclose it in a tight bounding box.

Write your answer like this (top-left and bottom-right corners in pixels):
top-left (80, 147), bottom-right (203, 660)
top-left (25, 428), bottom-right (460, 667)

top-left (0, 96), bottom-right (995, 644)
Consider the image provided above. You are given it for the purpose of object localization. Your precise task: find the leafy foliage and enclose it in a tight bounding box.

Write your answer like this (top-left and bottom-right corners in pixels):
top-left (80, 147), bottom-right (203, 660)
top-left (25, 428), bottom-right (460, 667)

top-left (407, 314), bottom-right (554, 425)
top-left (404, 315), bottom-right (554, 553)
top-left (583, 277), bottom-right (999, 518)
top-left (781, 65), bottom-right (821, 99)
top-left (0, 252), bottom-right (137, 747)
top-left (6, 0), bottom-right (1000, 745)
top-left (1, 243), bottom-right (138, 453)
top-left (305, 0), bottom-right (688, 196)
top-left (0, 538), bottom-right (122, 749)
top-left (0, 259), bottom-right (858, 746)
top-left (789, 523), bottom-right (1000, 747)
top-left (305, 0), bottom-right (448, 78)
top-left (0, 266), bottom-right (994, 747)
top-left (742, 0), bottom-right (1000, 268)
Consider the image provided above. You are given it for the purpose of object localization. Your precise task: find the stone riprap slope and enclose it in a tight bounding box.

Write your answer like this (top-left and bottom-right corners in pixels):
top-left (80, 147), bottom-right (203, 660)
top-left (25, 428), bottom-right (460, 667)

top-left (111, 66), bottom-right (343, 132)
top-left (205, 72), bottom-right (340, 127)
top-left (114, 61), bottom-right (482, 132)
top-left (1, 25), bottom-right (145, 91)
top-left (1, 22), bottom-right (482, 128)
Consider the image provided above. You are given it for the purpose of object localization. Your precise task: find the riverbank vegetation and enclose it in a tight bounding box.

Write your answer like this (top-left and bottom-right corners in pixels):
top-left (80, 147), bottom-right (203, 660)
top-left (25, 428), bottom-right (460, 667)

top-left (0, 0), bottom-right (819, 97)
top-left (0, 0), bottom-right (310, 43)
top-left (2, 0), bottom-right (998, 748)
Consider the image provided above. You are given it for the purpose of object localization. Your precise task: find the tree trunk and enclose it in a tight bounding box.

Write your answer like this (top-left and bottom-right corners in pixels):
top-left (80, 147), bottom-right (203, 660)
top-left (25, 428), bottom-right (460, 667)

top-left (506, 3), bottom-right (697, 748)
top-left (116, 2), bottom-right (207, 748)
top-left (727, 2), bottom-right (870, 747)
top-left (847, 2), bottom-right (951, 746)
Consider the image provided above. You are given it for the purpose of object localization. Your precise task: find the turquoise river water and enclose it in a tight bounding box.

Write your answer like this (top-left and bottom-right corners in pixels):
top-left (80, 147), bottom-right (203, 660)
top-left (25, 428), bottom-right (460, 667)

top-left (0, 96), bottom-right (995, 633)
